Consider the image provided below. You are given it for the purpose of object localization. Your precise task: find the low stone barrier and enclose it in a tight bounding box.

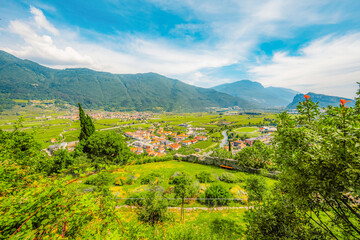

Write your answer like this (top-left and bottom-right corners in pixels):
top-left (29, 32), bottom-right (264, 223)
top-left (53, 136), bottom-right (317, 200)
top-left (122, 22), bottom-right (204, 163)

top-left (173, 153), bottom-right (279, 178)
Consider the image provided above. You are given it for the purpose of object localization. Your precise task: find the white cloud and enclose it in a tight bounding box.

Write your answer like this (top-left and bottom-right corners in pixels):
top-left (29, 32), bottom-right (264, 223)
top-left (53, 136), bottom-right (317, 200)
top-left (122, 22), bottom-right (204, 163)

top-left (0, 6), bottom-right (243, 79)
top-left (30, 6), bottom-right (59, 36)
top-left (0, 2), bottom-right (358, 98)
top-left (1, 8), bottom-right (93, 66)
top-left (249, 33), bottom-right (360, 98)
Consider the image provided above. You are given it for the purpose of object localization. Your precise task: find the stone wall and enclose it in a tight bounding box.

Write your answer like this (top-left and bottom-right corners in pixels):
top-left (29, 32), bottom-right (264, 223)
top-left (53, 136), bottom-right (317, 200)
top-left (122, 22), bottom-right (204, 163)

top-left (173, 153), bottom-right (279, 178)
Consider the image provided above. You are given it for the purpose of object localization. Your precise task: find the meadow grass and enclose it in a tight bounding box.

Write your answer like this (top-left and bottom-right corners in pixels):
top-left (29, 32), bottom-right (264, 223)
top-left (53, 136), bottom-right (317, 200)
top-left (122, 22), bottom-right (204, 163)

top-left (89, 161), bottom-right (277, 207)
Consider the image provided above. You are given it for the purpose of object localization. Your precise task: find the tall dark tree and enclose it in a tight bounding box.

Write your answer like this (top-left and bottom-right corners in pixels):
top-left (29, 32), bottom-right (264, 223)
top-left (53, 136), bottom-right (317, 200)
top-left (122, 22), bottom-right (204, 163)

top-left (78, 103), bottom-right (95, 141)
top-left (356, 82), bottom-right (360, 114)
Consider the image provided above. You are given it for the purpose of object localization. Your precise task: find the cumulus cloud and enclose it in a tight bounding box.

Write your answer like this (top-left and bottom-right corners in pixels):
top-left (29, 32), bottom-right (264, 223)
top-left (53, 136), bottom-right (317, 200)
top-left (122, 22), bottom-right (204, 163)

top-left (249, 33), bottom-right (360, 98)
top-left (0, 6), bottom-right (244, 78)
top-left (30, 6), bottom-right (59, 36)
top-left (2, 7), bottom-right (93, 66)
top-left (0, 2), bottom-right (359, 98)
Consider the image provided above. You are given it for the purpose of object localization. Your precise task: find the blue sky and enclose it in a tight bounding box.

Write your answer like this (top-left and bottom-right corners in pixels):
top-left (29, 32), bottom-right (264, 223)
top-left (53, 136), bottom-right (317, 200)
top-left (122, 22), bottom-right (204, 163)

top-left (1, 0), bottom-right (360, 98)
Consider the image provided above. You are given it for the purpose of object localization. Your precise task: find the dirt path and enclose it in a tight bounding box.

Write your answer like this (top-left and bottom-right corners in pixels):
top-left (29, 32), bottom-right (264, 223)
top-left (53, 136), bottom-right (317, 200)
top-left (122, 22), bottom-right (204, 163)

top-left (116, 205), bottom-right (251, 211)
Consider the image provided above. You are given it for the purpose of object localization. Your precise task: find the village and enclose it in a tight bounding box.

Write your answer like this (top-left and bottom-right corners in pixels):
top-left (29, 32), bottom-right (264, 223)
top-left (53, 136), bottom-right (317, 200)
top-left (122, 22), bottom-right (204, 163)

top-left (123, 123), bottom-right (277, 157)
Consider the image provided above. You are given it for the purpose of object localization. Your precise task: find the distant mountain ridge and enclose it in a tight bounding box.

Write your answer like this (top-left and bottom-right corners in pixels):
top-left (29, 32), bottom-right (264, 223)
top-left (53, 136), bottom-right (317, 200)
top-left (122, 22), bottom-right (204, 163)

top-left (0, 50), bottom-right (253, 112)
top-left (287, 92), bottom-right (355, 109)
top-left (212, 80), bottom-right (300, 107)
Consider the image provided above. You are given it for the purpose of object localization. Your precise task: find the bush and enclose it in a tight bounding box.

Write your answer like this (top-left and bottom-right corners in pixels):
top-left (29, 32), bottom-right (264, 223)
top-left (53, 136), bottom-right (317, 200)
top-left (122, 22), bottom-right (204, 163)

top-left (137, 186), bottom-right (171, 225)
top-left (219, 172), bottom-right (238, 183)
top-left (205, 183), bottom-right (232, 206)
top-left (125, 191), bottom-right (147, 206)
top-left (211, 218), bottom-right (243, 237)
top-left (195, 171), bottom-right (217, 183)
top-left (245, 176), bottom-right (267, 202)
top-left (140, 173), bottom-right (164, 184)
top-left (115, 174), bottom-right (137, 186)
top-left (85, 171), bottom-right (114, 186)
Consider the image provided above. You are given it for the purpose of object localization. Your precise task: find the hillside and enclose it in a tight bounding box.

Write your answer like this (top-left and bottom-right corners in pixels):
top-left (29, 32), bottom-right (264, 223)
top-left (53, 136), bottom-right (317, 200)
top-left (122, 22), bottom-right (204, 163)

top-left (287, 92), bottom-right (355, 109)
top-left (212, 80), bottom-right (299, 107)
top-left (0, 51), bottom-right (253, 112)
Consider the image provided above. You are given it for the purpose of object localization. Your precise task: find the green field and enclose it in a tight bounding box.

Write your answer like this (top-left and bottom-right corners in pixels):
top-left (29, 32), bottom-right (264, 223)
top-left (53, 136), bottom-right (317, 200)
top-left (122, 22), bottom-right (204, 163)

top-left (81, 161), bottom-right (277, 207)
top-left (234, 127), bottom-right (258, 133)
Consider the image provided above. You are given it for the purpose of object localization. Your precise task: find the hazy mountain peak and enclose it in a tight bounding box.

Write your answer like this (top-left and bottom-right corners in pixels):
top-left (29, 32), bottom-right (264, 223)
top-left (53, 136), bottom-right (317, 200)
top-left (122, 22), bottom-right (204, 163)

top-left (287, 92), bottom-right (355, 109)
top-left (212, 80), bottom-right (299, 107)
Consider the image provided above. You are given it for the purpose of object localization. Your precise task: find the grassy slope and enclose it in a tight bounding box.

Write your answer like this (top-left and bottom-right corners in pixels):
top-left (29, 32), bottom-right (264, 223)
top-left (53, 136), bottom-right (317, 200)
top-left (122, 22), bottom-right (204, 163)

top-left (84, 161), bottom-right (277, 207)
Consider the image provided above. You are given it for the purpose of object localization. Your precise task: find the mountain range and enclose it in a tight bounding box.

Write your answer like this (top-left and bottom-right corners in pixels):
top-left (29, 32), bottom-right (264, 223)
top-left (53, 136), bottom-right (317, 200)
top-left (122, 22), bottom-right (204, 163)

top-left (286, 92), bottom-right (355, 109)
top-left (0, 51), bottom-right (252, 112)
top-left (212, 80), bottom-right (300, 107)
top-left (0, 50), bottom-right (355, 112)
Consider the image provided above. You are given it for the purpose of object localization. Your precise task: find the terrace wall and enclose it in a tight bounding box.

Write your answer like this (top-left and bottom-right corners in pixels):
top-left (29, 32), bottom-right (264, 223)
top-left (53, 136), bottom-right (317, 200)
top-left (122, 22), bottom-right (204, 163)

top-left (173, 153), bottom-right (279, 178)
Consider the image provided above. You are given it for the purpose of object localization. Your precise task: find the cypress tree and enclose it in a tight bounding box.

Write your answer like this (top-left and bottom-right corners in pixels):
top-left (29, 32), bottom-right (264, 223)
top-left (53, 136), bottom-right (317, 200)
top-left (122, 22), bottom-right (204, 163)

top-left (228, 141), bottom-right (232, 152)
top-left (78, 103), bottom-right (95, 141)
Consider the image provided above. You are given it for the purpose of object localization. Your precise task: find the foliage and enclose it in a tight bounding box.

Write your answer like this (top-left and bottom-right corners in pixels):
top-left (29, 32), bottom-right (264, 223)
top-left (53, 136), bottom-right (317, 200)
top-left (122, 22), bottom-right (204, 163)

top-left (236, 141), bottom-right (275, 169)
top-left (137, 185), bottom-right (171, 225)
top-left (205, 183), bottom-right (232, 206)
top-left (210, 148), bottom-right (234, 159)
top-left (115, 174), bottom-right (136, 186)
top-left (0, 96), bottom-right (15, 112)
top-left (140, 172), bottom-right (164, 184)
top-left (196, 171), bottom-right (217, 183)
top-left (172, 172), bottom-right (199, 221)
top-left (245, 176), bottom-right (267, 202)
top-left (83, 131), bottom-right (134, 166)
top-left (125, 192), bottom-right (147, 206)
top-left (272, 90), bottom-right (360, 238)
top-left (85, 171), bottom-right (114, 186)
top-left (211, 217), bottom-right (243, 237)
top-left (78, 103), bottom-right (95, 141)
top-left (51, 149), bottom-right (74, 174)
top-left (219, 172), bottom-right (238, 183)
top-left (245, 190), bottom-right (328, 240)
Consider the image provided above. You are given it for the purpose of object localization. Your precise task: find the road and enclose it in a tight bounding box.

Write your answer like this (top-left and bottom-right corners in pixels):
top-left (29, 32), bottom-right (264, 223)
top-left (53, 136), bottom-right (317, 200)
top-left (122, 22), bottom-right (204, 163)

top-left (219, 130), bottom-right (228, 148)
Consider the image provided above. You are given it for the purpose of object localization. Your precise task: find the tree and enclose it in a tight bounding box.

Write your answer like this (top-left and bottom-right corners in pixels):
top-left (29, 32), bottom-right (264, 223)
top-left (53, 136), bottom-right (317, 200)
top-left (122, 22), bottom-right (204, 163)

top-left (78, 103), bottom-right (95, 142)
top-left (236, 141), bottom-right (274, 169)
top-left (83, 131), bottom-right (134, 167)
top-left (245, 189), bottom-right (328, 240)
top-left (245, 176), bottom-right (267, 202)
top-left (273, 92), bottom-right (360, 239)
top-left (172, 172), bottom-right (198, 221)
top-left (356, 82), bottom-right (360, 114)
top-left (137, 185), bottom-right (169, 225)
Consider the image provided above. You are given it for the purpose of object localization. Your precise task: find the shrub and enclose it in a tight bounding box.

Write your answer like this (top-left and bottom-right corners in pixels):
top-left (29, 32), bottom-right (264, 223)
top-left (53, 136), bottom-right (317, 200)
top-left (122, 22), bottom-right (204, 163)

top-left (219, 172), bottom-right (238, 183)
top-left (205, 183), bottom-right (232, 206)
top-left (245, 176), bottom-right (267, 202)
top-left (211, 218), bottom-right (243, 237)
top-left (85, 171), bottom-right (114, 186)
top-left (115, 174), bottom-right (137, 186)
top-left (195, 171), bottom-right (217, 183)
top-left (137, 186), bottom-right (171, 225)
top-left (125, 191), bottom-right (147, 206)
top-left (140, 173), bottom-right (164, 184)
